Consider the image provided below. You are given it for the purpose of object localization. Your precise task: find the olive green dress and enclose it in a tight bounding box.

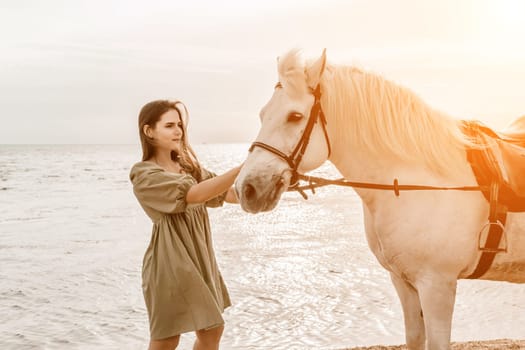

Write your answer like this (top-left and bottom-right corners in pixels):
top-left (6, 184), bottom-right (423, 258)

top-left (129, 161), bottom-right (231, 340)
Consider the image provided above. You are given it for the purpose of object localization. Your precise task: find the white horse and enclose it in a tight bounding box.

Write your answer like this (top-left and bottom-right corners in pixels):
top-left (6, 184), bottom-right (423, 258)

top-left (234, 49), bottom-right (525, 350)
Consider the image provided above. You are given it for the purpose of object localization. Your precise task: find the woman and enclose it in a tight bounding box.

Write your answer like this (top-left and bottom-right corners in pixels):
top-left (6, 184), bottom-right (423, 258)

top-left (129, 100), bottom-right (242, 350)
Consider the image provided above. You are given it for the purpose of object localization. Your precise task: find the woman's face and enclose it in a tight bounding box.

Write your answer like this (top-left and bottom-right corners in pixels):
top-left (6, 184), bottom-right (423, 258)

top-left (146, 109), bottom-right (184, 152)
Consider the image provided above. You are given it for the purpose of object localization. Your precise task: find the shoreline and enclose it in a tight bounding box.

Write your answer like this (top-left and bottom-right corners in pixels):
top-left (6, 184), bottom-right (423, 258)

top-left (345, 339), bottom-right (525, 349)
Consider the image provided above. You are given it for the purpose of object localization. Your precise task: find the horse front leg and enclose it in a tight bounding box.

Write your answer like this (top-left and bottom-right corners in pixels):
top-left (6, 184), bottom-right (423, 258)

top-left (415, 275), bottom-right (457, 350)
top-left (390, 273), bottom-right (425, 350)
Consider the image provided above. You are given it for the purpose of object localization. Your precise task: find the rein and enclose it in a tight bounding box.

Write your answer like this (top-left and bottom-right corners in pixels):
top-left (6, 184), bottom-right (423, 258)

top-left (290, 174), bottom-right (489, 200)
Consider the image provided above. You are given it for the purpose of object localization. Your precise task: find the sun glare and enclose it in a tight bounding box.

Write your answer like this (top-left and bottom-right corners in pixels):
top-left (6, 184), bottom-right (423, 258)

top-left (476, 0), bottom-right (525, 49)
top-left (497, 0), bottom-right (525, 24)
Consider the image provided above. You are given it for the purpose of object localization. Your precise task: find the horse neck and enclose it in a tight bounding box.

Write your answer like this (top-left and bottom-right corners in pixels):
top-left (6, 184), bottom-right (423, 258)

top-left (327, 137), bottom-right (478, 218)
top-left (322, 68), bottom-right (472, 186)
top-left (328, 137), bottom-right (415, 184)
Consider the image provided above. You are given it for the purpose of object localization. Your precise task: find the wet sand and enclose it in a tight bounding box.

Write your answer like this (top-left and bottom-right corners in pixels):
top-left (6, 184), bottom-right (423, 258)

top-left (346, 339), bottom-right (525, 349)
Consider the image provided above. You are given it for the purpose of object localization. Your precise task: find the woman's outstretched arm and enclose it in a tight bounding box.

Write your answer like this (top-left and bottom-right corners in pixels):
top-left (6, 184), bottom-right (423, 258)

top-left (185, 165), bottom-right (242, 204)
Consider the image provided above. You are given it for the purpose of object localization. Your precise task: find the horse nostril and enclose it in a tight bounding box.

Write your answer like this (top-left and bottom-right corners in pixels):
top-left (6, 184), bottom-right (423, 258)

top-left (243, 183), bottom-right (256, 201)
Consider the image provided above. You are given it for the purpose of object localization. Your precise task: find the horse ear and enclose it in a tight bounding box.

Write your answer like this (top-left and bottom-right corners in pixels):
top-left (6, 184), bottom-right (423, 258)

top-left (306, 48), bottom-right (327, 88)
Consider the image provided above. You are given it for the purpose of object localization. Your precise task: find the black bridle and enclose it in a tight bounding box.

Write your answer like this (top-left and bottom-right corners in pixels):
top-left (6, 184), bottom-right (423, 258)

top-left (248, 82), bottom-right (332, 186)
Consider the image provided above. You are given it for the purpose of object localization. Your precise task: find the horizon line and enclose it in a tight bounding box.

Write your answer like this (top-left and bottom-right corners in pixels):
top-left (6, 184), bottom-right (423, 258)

top-left (0, 142), bottom-right (252, 146)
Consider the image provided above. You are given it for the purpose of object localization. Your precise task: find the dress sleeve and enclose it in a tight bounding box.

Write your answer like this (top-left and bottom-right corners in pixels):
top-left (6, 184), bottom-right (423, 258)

top-left (130, 162), bottom-right (195, 214)
top-left (200, 167), bottom-right (227, 208)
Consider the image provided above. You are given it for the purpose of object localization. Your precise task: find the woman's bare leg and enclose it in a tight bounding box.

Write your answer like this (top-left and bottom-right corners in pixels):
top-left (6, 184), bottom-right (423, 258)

top-left (149, 335), bottom-right (180, 350)
top-left (193, 325), bottom-right (224, 350)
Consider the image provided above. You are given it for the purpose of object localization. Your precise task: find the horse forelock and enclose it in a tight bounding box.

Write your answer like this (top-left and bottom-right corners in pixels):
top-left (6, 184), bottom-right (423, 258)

top-left (324, 66), bottom-right (472, 177)
top-left (277, 49), bottom-right (309, 98)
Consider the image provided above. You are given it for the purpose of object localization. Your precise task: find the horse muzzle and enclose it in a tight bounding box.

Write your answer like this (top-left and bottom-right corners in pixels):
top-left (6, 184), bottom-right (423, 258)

top-left (236, 173), bottom-right (290, 213)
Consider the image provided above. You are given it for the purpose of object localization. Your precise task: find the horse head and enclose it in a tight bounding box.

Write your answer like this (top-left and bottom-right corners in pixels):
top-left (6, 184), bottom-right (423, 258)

top-left (235, 49), bottom-right (331, 213)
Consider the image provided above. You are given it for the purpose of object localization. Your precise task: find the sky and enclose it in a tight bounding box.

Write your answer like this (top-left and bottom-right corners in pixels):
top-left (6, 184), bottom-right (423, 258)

top-left (1, 0), bottom-right (525, 144)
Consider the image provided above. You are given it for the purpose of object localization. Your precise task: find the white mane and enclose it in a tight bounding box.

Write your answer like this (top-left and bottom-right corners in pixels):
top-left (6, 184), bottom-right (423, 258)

top-left (278, 50), bottom-right (472, 176)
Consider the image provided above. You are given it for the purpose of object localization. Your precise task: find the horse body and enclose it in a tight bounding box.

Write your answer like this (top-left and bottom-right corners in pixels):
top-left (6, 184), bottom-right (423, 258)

top-left (235, 49), bottom-right (525, 349)
top-left (331, 140), bottom-right (525, 284)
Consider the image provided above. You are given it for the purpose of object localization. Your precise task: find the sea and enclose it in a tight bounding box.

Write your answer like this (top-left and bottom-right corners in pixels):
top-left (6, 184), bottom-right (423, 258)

top-left (1, 144), bottom-right (524, 350)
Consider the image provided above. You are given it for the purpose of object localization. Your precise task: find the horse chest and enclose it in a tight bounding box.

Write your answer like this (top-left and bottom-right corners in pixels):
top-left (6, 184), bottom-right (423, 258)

top-left (362, 203), bottom-right (426, 277)
top-left (362, 196), bottom-right (484, 278)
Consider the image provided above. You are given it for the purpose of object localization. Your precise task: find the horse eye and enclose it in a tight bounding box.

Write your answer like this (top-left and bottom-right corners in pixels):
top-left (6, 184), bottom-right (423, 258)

top-left (287, 112), bottom-right (303, 122)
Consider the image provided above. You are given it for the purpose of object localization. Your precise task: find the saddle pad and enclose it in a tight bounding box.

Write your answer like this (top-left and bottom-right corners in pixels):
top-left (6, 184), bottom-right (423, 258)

top-left (464, 121), bottom-right (525, 212)
top-left (498, 140), bottom-right (525, 194)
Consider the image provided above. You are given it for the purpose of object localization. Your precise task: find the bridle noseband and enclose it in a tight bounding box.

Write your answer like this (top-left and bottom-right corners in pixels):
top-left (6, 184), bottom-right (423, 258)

top-left (248, 82), bottom-right (331, 186)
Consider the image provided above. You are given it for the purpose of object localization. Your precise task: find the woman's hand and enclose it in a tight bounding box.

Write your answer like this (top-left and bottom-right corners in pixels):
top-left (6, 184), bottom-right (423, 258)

top-left (225, 186), bottom-right (239, 204)
top-left (185, 164), bottom-right (243, 204)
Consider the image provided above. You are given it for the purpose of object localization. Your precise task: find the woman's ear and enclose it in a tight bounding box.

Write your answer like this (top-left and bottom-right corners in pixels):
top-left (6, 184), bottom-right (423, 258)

top-left (143, 125), bottom-right (153, 138)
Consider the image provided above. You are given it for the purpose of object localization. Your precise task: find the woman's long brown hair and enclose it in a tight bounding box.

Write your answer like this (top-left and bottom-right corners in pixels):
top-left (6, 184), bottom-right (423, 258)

top-left (138, 100), bottom-right (202, 182)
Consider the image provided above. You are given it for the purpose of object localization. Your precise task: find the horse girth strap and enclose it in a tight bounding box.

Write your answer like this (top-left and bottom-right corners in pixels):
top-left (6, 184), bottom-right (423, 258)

top-left (466, 182), bottom-right (508, 279)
